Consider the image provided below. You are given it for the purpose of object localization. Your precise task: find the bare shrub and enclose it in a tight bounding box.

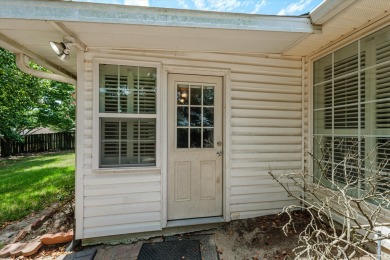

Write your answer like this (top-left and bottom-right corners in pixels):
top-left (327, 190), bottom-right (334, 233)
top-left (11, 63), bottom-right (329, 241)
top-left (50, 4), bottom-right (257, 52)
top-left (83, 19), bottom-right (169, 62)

top-left (269, 138), bottom-right (390, 259)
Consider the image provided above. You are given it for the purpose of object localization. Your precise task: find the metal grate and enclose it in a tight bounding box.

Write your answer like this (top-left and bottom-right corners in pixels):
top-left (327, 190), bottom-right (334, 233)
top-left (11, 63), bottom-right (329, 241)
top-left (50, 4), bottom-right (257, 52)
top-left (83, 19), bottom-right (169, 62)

top-left (138, 240), bottom-right (201, 260)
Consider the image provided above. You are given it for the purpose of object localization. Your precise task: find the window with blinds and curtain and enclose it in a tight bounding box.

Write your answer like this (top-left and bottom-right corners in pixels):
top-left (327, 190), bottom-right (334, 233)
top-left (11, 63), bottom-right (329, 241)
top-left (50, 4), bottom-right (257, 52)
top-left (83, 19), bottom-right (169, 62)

top-left (313, 26), bottom-right (390, 193)
top-left (99, 64), bottom-right (157, 167)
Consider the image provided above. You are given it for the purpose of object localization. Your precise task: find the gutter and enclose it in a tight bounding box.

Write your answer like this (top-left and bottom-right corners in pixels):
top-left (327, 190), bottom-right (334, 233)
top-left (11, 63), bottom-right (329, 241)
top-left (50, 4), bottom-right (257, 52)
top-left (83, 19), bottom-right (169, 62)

top-left (15, 53), bottom-right (76, 85)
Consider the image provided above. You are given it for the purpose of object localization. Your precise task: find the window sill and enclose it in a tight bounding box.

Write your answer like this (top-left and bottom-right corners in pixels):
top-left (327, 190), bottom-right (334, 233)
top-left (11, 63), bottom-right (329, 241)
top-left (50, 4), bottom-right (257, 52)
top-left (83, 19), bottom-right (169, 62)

top-left (91, 166), bottom-right (160, 174)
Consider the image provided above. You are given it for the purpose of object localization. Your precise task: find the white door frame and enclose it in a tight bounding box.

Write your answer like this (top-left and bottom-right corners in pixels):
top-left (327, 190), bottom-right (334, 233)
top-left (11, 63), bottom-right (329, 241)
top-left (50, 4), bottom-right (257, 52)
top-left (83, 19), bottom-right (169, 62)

top-left (161, 65), bottom-right (232, 228)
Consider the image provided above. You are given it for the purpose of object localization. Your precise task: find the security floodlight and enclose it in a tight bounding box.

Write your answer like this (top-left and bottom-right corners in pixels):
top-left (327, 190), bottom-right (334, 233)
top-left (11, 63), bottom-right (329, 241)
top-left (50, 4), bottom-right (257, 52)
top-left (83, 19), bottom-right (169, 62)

top-left (49, 36), bottom-right (75, 62)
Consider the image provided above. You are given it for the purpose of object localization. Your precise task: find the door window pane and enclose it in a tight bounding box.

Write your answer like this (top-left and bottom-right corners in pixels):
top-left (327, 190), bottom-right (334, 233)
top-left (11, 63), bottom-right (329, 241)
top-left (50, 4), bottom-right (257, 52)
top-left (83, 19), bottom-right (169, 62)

top-left (190, 107), bottom-right (202, 126)
top-left (177, 128), bottom-right (189, 148)
top-left (203, 108), bottom-right (214, 127)
top-left (177, 107), bottom-right (189, 126)
top-left (176, 83), bottom-right (216, 149)
top-left (177, 85), bottom-right (189, 105)
top-left (190, 128), bottom-right (201, 148)
top-left (203, 129), bottom-right (214, 148)
top-left (203, 86), bottom-right (214, 105)
top-left (190, 86), bottom-right (202, 105)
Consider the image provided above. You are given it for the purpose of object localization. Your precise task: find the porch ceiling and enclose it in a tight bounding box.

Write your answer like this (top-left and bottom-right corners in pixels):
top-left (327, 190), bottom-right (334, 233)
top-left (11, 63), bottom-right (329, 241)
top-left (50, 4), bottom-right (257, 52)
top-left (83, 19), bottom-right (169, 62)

top-left (0, 0), bottom-right (314, 77)
top-left (285, 0), bottom-right (390, 57)
top-left (3, 0), bottom-right (390, 78)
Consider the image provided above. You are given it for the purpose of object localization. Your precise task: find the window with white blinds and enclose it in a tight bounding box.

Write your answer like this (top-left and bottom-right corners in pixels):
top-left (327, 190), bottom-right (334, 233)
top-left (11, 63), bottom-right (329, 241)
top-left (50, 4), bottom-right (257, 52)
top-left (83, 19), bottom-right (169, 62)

top-left (313, 26), bottom-right (390, 192)
top-left (323, 56), bottom-right (366, 129)
top-left (98, 64), bottom-right (157, 167)
top-left (377, 138), bottom-right (390, 193)
top-left (376, 42), bottom-right (390, 129)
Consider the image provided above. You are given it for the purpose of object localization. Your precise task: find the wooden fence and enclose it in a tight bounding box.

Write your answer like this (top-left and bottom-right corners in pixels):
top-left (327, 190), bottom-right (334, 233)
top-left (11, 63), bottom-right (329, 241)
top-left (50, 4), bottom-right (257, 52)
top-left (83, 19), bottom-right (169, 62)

top-left (0, 131), bottom-right (75, 157)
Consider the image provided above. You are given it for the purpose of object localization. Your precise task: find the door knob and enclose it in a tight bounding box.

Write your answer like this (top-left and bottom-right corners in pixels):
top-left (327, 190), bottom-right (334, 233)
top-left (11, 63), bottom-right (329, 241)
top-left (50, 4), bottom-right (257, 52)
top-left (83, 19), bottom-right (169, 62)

top-left (217, 151), bottom-right (223, 156)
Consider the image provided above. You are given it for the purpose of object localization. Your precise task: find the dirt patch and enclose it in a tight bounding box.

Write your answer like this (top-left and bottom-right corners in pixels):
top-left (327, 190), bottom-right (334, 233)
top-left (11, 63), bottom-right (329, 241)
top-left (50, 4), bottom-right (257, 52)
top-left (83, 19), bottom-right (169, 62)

top-left (213, 211), bottom-right (310, 260)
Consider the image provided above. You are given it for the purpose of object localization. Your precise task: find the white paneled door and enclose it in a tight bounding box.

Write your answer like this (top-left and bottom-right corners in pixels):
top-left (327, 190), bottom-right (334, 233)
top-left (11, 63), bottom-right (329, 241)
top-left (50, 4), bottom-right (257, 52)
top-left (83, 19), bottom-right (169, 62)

top-left (167, 74), bottom-right (223, 220)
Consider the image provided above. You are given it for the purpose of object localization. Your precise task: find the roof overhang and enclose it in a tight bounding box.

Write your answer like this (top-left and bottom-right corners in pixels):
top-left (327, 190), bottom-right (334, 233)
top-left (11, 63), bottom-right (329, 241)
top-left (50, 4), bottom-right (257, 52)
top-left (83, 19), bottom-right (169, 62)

top-left (0, 0), bottom-right (318, 78)
top-left (310, 0), bottom-right (356, 25)
top-left (1, 0), bottom-right (316, 33)
top-left (285, 0), bottom-right (390, 57)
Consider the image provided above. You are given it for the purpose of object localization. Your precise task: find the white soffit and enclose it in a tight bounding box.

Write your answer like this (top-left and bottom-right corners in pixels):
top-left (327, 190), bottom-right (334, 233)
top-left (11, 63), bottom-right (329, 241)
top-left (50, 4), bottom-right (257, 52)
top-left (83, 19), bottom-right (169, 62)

top-left (285, 0), bottom-right (390, 57)
top-left (0, 20), bottom-right (76, 77)
top-left (62, 22), bottom-right (308, 54)
top-left (0, 0), bottom-right (316, 76)
top-left (0, 19), bottom-right (308, 77)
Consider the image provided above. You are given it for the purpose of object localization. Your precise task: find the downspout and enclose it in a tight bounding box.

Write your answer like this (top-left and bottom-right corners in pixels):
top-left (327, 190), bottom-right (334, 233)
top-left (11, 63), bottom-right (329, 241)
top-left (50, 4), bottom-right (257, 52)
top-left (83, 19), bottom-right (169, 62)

top-left (15, 53), bottom-right (76, 85)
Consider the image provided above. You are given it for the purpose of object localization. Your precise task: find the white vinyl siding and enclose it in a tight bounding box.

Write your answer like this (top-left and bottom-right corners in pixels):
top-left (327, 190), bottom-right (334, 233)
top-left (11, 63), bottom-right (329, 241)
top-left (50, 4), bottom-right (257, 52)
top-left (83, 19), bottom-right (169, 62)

top-left (83, 172), bottom-right (161, 238)
top-left (229, 62), bottom-right (302, 219)
top-left (313, 25), bottom-right (390, 191)
top-left (81, 50), bottom-right (302, 239)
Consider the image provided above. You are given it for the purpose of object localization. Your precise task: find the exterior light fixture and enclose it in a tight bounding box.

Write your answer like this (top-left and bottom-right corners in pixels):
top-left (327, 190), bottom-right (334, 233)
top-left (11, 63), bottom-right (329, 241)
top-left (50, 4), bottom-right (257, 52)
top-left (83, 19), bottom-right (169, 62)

top-left (49, 36), bottom-right (75, 62)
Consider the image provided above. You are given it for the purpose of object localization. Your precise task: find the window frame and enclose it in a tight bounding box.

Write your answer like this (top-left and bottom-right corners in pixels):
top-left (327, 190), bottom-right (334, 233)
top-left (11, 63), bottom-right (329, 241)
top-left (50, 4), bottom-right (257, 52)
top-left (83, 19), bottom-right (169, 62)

top-left (175, 81), bottom-right (217, 149)
top-left (92, 58), bottom-right (162, 171)
top-left (311, 26), bottom-right (390, 193)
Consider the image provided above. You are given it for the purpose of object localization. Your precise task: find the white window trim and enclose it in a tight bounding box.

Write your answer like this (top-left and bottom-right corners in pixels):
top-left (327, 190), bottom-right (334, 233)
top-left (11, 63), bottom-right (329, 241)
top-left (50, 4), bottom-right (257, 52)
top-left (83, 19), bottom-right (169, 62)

top-left (92, 58), bottom-right (162, 172)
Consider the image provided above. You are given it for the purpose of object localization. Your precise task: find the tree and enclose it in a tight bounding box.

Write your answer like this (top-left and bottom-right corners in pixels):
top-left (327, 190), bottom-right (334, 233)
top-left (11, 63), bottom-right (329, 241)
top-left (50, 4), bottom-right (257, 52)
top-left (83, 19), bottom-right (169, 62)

top-left (0, 47), bottom-right (75, 156)
top-left (269, 138), bottom-right (390, 259)
top-left (36, 80), bottom-right (75, 132)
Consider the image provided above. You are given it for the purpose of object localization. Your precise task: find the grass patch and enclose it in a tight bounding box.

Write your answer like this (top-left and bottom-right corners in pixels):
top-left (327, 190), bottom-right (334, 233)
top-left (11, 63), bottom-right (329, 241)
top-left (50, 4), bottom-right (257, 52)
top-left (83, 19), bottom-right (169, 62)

top-left (0, 152), bottom-right (75, 227)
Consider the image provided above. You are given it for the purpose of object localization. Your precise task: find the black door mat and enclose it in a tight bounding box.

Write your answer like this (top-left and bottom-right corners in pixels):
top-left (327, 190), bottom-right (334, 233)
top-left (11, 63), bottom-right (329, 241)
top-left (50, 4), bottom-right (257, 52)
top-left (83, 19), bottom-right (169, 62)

top-left (137, 239), bottom-right (201, 260)
top-left (165, 234), bottom-right (219, 260)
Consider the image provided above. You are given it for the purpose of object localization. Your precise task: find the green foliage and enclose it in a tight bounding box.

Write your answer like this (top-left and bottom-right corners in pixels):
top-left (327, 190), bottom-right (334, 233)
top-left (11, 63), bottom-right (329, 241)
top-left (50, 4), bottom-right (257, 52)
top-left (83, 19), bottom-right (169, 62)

top-left (37, 80), bottom-right (76, 132)
top-left (0, 152), bottom-right (75, 226)
top-left (0, 47), bottom-right (75, 142)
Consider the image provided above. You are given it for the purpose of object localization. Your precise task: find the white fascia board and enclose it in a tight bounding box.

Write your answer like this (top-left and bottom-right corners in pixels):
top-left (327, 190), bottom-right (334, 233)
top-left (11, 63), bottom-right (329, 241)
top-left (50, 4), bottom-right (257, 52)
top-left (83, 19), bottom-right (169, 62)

top-left (310, 0), bottom-right (357, 25)
top-left (0, 0), bottom-right (316, 34)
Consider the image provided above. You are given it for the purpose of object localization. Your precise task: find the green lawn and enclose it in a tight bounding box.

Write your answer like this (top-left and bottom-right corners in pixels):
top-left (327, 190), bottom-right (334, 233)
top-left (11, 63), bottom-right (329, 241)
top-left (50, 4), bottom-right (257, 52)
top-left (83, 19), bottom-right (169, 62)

top-left (0, 152), bottom-right (75, 227)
